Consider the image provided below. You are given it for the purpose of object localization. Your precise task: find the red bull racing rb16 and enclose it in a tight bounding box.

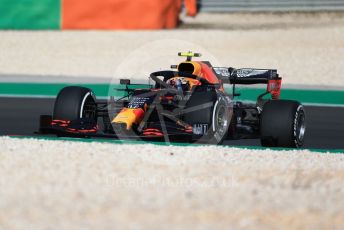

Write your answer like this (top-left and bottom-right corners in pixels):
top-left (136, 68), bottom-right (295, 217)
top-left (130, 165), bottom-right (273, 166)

top-left (39, 52), bottom-right (306, 147)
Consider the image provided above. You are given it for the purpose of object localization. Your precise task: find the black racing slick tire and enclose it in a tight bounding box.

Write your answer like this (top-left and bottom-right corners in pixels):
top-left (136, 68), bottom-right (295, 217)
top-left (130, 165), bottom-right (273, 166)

top-left (260, 100), bottom-right (306, 148)
top-left (53, 86), bottom-right (97, 122)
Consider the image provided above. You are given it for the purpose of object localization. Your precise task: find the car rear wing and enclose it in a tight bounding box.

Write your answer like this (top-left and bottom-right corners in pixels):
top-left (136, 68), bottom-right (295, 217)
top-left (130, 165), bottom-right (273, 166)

top-left (213, 67), bottom-right (282, 99)
top-left (213, 67), bottom-right (279, 83)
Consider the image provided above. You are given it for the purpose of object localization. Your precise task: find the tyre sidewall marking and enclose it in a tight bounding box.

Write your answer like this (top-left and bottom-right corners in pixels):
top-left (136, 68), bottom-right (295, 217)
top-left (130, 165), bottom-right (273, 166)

top-left (80, 92), bottom-right (92, 119)
top-left (293, 105), bottom-right (304, 147)
top-left (212, 98), bottom-right (220, 132)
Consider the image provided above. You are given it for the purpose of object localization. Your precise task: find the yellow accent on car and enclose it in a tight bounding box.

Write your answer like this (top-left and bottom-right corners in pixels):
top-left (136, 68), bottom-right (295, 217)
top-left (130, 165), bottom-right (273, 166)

top-left (112, 108), bottom-right (142, 130)
top-left (178, 51), bottom-right (202, 57)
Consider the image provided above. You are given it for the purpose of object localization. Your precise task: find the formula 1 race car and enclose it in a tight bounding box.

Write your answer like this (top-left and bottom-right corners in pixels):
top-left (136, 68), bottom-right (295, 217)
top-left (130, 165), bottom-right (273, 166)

top-left (39, 52), bottom-right (306, 148)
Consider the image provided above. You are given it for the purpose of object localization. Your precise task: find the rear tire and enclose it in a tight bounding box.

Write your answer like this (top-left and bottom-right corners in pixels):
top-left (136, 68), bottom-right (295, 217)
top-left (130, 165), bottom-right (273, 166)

top-left (53, 86), bottom-right (97, 122)
top-left (260, 100), bottom-right (306, 148)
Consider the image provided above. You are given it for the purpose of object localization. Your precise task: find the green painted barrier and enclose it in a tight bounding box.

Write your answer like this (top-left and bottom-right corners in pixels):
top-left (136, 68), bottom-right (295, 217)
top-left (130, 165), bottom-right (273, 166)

top-left (0, 83), bottom-right (149, 97)
top-left (0, 0), bottom-right (60, 29)
top-left (0, 82), bottom-right (344, 106)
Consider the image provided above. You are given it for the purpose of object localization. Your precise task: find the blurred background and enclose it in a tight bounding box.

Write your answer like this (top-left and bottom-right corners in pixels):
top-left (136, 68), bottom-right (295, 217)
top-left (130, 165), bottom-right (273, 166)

top-left (0, 0), bottom-right (343, 87)
top-left (1, 0), bottom-right (344, 29)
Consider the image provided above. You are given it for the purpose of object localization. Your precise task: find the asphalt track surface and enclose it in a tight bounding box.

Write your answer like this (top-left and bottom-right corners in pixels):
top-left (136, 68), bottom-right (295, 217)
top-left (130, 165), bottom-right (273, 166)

top-left (0, 97), bottom-right (343, 150)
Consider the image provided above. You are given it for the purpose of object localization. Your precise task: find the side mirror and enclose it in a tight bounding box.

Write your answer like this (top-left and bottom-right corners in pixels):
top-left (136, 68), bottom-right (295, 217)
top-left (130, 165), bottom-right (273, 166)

top-left (120, 79), bottom-right (130, 85)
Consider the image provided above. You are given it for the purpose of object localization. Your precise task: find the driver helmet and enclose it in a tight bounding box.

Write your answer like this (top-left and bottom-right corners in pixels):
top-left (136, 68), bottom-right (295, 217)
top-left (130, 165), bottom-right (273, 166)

top-left (167, 77), bottom-right (199, 91)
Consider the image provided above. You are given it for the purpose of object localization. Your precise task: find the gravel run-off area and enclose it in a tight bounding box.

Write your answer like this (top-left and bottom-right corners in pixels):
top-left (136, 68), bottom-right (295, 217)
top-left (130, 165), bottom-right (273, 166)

top-left (0, 137), bottom-right (343, 229)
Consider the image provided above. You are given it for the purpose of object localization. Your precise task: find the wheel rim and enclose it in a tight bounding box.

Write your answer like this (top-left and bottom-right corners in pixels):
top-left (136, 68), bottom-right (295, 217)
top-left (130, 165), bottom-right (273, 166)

top-left (82, 96), bottom-right (96, 120)
top-left (295, 109), bottom-right (306, 143)
top-left (214, 104), bottom-right (228, 139)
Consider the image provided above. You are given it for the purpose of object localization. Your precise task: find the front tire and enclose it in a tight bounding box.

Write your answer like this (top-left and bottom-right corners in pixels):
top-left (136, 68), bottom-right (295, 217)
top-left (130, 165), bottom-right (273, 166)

top-left (260, 100), bottom-right (306, 148)
top-left (53, 86), bottom-right (97, 122)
